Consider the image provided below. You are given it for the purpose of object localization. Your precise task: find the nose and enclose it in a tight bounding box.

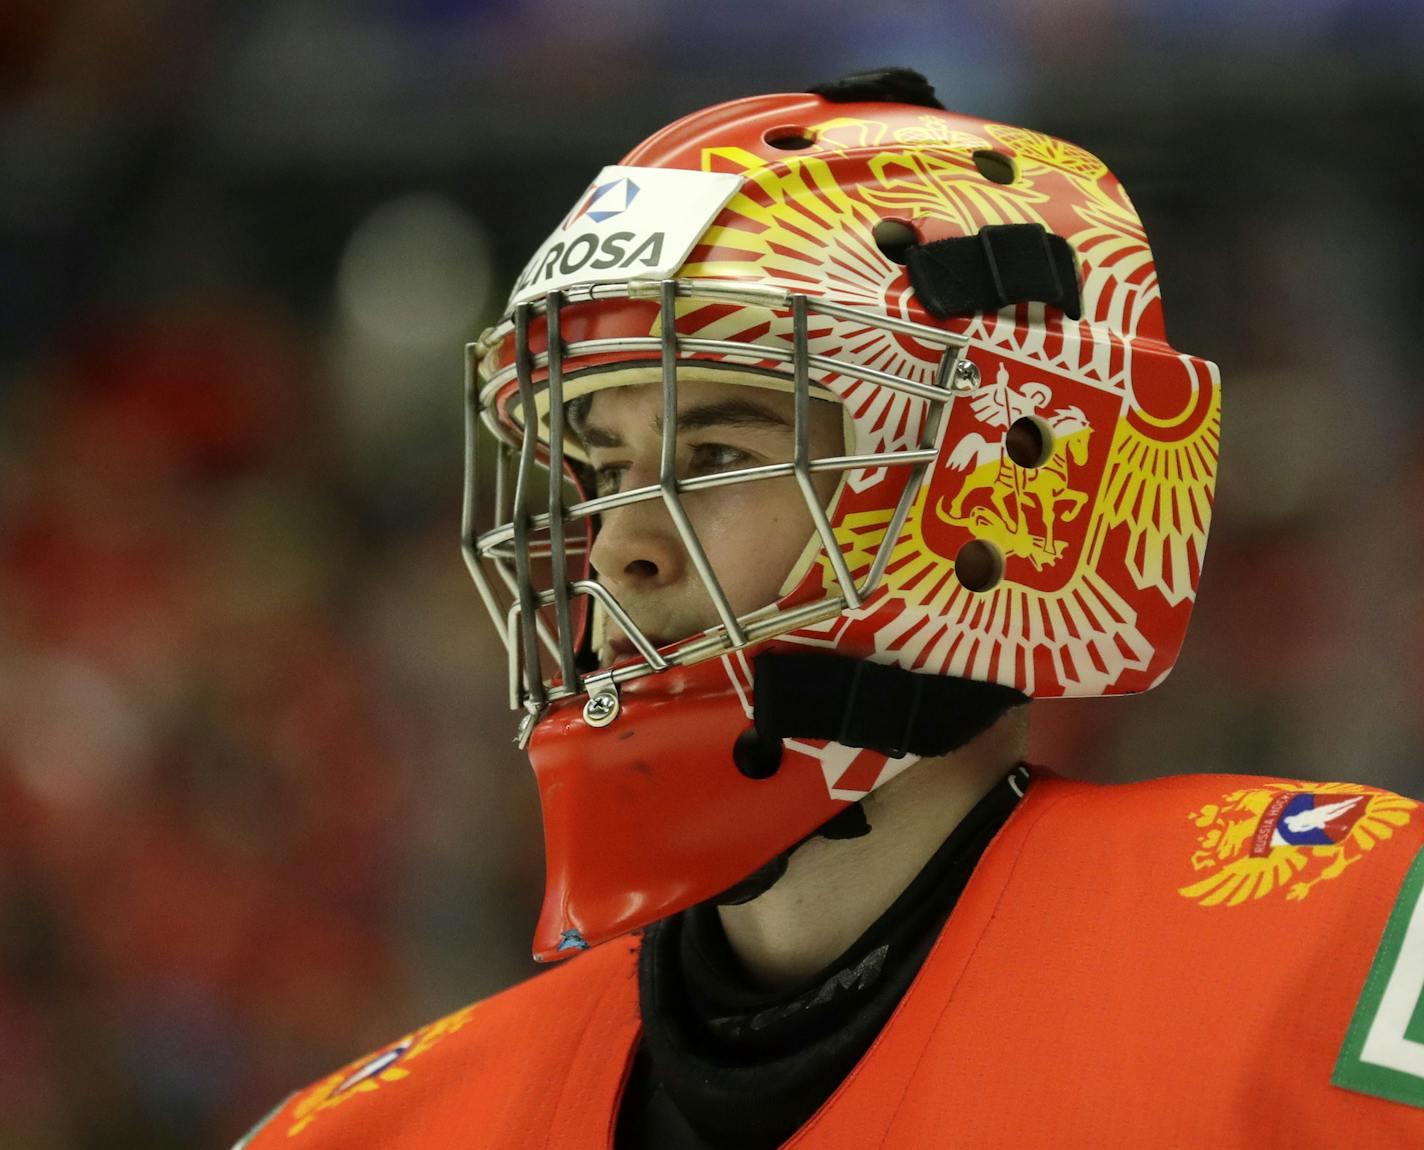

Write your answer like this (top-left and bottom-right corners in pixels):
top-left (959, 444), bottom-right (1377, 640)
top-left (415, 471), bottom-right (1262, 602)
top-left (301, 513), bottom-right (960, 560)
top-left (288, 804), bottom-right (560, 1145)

top-left (588, 484), bottom-right (688, 591)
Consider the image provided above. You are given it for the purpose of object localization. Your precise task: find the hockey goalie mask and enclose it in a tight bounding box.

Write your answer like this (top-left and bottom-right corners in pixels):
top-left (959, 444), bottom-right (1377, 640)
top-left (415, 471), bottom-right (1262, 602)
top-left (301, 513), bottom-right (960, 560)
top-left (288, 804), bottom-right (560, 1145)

top-left (464, 73), bottom-right (1221, 962)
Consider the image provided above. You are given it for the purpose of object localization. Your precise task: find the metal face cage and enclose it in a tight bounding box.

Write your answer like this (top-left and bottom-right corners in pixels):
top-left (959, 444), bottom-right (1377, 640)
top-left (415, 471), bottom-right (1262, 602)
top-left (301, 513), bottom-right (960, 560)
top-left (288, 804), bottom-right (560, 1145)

top-left (463, 278), bottom-right (974, 735)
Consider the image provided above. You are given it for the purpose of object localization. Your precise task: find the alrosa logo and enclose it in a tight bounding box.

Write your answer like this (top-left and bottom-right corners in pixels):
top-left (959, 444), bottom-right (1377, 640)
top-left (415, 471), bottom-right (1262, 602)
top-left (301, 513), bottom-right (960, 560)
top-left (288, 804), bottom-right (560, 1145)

top-left (513, 229), bottom-right (665, 295)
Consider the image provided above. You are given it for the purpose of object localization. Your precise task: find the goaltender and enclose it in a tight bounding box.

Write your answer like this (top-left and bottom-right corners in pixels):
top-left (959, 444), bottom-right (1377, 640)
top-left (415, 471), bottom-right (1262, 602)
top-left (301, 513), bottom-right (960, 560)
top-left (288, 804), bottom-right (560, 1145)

top-left (238, 69), bottom-right (1424, 1149)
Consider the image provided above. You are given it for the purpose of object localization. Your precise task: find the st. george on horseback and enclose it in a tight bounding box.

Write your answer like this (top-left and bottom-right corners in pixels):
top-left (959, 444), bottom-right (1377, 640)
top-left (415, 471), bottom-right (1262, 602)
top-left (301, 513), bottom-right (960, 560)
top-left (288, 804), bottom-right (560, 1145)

top-left (934, 365), bottom-right (1094, 571)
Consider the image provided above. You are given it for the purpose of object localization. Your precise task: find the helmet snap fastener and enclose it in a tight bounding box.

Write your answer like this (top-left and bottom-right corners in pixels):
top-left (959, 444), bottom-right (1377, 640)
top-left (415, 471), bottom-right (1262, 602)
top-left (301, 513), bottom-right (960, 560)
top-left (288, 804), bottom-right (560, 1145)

top-left (951, 359), bottom-right (981, 392)
top-left (583, 690), bottom-right (620, 728)
top-left (733, 727), bottom-right (783, 779)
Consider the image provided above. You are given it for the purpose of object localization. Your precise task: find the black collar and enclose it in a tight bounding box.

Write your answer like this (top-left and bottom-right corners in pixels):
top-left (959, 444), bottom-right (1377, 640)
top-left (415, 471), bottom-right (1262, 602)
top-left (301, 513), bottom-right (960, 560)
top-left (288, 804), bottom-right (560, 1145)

top-left (622, 766), bottom-right (1032, 1150)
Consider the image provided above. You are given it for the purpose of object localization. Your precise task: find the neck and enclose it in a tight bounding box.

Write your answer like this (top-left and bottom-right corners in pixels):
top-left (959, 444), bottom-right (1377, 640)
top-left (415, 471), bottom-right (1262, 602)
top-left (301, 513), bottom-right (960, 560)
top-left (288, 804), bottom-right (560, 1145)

top-left (715, 709), bottom-right (1028, 991)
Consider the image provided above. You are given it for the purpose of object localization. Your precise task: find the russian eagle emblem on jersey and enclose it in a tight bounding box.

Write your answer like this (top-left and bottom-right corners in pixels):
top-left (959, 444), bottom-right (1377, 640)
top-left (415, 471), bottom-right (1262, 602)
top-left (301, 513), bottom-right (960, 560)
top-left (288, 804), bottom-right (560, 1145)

top-left (281, 1003), bottom-right (479, 1136)
top-left (1180, 783), bottom-right (1417, 907)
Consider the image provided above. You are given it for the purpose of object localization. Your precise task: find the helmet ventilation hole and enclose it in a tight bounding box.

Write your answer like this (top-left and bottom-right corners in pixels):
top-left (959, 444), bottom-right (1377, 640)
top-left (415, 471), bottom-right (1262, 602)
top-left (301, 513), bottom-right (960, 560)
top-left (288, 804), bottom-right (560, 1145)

top-left (954, 539), bottom-right (1004, 592)
top-left (972, 150), bottom-right (1017, 184)
top-left (1004, 415), bottom-right (1054, 468)
top-left (764, 126), bottom-right (816, 150)
top-left (873, 219), bottom-right (919, 265)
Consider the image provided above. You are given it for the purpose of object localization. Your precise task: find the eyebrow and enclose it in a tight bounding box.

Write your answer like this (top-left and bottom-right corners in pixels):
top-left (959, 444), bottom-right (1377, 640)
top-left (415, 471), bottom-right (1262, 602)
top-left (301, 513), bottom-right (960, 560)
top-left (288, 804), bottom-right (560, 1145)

top-left (574, 397), bottom-right (794, 450)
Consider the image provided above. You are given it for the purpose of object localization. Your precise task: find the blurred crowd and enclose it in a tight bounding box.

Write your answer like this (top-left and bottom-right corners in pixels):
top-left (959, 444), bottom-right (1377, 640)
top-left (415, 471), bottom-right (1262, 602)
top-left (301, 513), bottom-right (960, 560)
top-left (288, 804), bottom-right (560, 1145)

top-left (2, 2), bottom-right (1422, 1147)
top-left (1, 304), bottom-right (544, 1147)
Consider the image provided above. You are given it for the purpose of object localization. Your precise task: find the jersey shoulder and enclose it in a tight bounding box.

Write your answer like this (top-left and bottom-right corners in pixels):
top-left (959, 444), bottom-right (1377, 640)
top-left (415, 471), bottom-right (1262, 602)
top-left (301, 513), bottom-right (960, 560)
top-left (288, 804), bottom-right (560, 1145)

top-left (232, 936), bottom-right (640, 1149)
top-left (1046, 768), bottom-right (1422, 844)
top-left (1029, 767), bottom-right (1424, 909)
top-left (1048, 766), bottom-right (1419, 807)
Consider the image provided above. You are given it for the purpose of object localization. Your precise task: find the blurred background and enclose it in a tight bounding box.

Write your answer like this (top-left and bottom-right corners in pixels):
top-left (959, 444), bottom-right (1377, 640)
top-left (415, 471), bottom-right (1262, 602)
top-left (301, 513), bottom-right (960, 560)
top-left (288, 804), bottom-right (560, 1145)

top-left (1, 1), bottom-right (1421, 1145)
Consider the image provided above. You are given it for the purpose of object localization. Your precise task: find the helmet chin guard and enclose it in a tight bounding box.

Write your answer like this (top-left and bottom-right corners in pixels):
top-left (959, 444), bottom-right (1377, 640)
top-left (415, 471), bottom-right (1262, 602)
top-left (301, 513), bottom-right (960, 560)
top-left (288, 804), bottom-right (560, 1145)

top-left (463, 78), bottom-right (1220, 961)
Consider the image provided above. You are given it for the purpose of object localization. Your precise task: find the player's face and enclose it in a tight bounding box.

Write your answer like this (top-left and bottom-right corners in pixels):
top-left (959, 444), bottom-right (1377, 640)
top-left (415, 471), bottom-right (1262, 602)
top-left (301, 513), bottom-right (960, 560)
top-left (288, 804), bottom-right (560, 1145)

top-left (580, 379), bottom-right (844, 667)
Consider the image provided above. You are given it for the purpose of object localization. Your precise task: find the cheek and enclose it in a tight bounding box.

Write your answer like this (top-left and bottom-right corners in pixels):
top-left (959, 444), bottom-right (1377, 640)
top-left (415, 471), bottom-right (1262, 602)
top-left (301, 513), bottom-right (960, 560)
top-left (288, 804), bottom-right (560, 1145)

top-left (686, 476), bottom-right (821, 610)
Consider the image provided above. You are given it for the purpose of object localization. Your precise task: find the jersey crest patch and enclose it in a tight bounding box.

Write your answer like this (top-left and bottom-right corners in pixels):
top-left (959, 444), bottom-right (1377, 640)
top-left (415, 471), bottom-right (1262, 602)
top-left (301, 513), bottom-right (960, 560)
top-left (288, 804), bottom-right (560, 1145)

top-left (1335, 844), bottom-right (1424, 1108)
top-left (283, 1003), bottom-right (480, 1137)
top-left (1179, 783), bottom-right (1416, 907)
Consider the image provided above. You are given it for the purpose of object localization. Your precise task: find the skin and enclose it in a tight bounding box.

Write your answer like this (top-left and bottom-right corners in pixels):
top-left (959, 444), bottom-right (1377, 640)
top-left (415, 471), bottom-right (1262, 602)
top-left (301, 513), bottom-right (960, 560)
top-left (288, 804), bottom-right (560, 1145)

top-left (581, 377), bottom-right (845, 650)
top-left (581, 377), bottom-right (1029, 990)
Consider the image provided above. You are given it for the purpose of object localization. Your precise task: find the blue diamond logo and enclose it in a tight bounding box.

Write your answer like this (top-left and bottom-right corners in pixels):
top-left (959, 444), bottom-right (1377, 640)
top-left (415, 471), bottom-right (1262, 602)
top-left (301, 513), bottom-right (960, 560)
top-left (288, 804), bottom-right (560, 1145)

top-left (576, 177), bottom-right (640, 224)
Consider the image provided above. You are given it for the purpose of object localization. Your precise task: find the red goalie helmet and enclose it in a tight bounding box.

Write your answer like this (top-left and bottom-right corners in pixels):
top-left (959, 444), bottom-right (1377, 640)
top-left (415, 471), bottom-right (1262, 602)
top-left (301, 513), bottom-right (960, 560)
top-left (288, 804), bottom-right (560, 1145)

top-left (464, 70), bottom-right (1220, 962)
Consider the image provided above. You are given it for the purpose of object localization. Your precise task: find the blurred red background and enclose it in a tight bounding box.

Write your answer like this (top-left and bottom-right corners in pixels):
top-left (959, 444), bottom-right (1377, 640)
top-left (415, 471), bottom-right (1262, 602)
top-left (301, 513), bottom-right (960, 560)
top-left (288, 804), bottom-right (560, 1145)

top-left (1, 2), bottom-right (1421, 1146)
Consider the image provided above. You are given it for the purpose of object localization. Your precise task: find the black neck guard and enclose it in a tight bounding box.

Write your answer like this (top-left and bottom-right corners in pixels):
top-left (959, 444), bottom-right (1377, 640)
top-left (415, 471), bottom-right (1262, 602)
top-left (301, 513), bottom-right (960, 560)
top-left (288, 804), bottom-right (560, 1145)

top-left (620, 766), bottom-right (1031, 1150)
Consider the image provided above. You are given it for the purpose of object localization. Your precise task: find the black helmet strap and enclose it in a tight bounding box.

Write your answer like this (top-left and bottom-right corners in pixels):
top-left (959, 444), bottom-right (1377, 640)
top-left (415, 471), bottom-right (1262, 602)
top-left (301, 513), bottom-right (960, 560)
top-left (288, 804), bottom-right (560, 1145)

top-left (747, 650), bottom-right (1028, 764)
top-left (907, 223), bottom-right (1083, 321)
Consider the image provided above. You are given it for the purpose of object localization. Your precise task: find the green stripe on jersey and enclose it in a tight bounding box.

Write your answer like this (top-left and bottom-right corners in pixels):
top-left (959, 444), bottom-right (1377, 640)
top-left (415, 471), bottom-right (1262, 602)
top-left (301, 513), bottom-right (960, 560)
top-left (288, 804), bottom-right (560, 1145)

top-left (1334, 844), bottom-right (1424, 1107)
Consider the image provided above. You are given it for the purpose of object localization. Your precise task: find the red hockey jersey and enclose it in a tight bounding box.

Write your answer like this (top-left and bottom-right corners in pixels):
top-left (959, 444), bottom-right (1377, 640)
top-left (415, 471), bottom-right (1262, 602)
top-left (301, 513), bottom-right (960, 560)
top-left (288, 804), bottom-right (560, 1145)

top-left (236, 772), bottom-right (1424, 1148)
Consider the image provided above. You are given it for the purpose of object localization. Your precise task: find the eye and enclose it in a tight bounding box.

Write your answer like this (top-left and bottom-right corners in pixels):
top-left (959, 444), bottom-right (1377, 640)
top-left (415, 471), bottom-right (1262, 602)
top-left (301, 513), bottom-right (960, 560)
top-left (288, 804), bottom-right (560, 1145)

top-left (589, 443), bottom-right (754, 497)
top-left (688, 443), bottom-right (753, 475)
top-left (591, 463), bottom-right (629, 497)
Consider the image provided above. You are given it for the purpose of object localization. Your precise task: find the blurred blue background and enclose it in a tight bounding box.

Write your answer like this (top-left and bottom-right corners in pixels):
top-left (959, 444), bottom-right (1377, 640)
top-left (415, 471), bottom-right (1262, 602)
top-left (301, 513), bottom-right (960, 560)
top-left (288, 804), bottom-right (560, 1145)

top-left (1, 2), bottom-right (1422, 1145)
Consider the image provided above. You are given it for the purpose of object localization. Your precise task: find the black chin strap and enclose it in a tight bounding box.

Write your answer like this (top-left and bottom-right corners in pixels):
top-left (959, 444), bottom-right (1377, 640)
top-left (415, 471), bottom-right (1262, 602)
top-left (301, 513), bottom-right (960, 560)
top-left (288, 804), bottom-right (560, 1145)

top-left (749, 651), bottom-right (1028, 762)
top-left (714, 653), bottom-right (1027, 906)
